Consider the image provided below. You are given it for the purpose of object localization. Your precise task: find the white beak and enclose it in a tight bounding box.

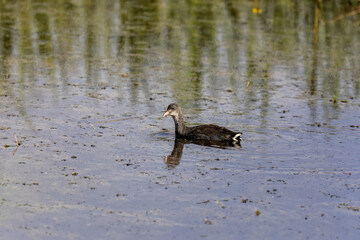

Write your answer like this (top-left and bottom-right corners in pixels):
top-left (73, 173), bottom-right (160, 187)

top-left (163, 110), bottom-right (170, 117)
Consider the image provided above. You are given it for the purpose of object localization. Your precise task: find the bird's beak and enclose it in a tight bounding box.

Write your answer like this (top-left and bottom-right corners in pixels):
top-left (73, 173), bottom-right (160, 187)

top-left (163, 110), bottom-right (170, 117)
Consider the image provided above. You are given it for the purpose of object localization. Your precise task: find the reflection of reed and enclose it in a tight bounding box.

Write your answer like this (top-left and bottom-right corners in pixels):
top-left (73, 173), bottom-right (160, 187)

top-left (0, 0), bottom-right (359, 124)
top-left (309, 0), bottom-right (322, 95)
top-left (34, 13), bottom-right (52, 55)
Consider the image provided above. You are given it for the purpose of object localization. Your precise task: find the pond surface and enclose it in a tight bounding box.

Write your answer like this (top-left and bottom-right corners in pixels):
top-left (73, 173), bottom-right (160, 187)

top-left (1, 0), bottom-right (360, 239)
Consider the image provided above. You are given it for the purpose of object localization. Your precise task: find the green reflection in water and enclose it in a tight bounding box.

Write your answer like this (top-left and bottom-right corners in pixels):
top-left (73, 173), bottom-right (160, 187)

top-left (0, 0), bottom-right (359, 117)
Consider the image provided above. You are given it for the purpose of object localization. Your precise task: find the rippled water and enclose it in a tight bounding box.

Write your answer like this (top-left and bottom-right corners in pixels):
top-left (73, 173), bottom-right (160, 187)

top-left (1, 0), bottom-right (360, 239)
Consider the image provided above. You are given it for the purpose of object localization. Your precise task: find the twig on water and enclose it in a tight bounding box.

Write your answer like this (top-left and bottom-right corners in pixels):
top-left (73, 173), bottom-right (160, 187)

top-left (328, 6), bottom-right (360, 23)
top-left (13, 133), bottom-right (21, 156)
top-left (13, 145), bottom-right (20, 156)
top-left (14, 134), bottom-right (21, 146)
top-left (90, 116), bottom-right (140, 129)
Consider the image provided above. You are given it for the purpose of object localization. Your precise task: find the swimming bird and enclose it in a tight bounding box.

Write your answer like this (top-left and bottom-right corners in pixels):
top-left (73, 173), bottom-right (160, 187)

top-left (163, 103), bottom-right (242, 143)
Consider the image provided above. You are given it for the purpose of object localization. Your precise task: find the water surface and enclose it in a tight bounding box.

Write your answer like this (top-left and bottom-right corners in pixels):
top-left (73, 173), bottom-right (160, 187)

top-left (1, 0), bottom-right (360, 239)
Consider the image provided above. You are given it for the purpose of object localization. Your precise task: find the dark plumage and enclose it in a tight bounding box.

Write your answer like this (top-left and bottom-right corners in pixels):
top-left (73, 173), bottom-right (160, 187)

top-left (163, 103), bottom-right (242, 143)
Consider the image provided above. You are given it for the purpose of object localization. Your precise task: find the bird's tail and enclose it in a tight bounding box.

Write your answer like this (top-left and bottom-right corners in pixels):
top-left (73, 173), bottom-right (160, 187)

top-left (232, 132), bottom-right (243, 142)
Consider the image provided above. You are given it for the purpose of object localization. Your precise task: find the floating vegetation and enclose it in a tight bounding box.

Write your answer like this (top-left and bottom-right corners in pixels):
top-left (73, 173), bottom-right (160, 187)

top-left (337, 203), bottom-right (360, 212)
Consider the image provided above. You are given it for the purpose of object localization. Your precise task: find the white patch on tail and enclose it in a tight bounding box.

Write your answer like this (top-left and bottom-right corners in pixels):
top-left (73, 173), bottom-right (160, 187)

top-left (232, 133), bottom-right (242, 142)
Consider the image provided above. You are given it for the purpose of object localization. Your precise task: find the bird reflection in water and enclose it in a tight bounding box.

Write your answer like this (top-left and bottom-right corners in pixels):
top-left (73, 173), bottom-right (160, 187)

top-left (163, 138), bottom-right (241, 168)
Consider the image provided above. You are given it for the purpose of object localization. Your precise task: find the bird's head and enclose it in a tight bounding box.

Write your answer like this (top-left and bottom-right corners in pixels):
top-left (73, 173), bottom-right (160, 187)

top-left (163, 103), bottom-right (180, 118)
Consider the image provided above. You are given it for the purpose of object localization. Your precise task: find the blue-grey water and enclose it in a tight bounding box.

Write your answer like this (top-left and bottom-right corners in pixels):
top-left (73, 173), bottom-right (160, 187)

top-left (0, 0), bottom-right (359, 239)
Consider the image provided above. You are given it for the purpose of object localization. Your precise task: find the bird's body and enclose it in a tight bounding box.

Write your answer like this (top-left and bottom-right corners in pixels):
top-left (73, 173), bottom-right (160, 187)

top-left (163, 103), bottom-right (242, 143)
top-left (177, 124), bottom-right (242, 142)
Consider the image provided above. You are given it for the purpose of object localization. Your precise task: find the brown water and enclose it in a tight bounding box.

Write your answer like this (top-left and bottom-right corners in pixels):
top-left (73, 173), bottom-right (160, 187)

top-left (1, 0), bottom-right (360, 239)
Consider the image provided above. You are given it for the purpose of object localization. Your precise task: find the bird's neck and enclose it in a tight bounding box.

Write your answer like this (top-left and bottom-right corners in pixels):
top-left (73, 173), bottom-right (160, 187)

top-left (172, 110), bottom-right (187, 136)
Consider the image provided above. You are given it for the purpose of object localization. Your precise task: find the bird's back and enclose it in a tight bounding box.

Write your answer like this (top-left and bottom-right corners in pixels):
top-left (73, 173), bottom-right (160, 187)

top-left (185, 124), bottom-right (236, 141)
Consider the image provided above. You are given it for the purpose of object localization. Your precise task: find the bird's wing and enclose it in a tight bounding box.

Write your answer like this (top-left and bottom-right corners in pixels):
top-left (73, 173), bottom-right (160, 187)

top-left (186, 124), bottom-right (234, 141)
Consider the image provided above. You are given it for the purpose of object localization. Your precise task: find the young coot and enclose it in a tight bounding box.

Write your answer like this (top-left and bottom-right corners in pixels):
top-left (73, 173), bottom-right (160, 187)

top-left (163, 103), bottom-right (242, 143)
